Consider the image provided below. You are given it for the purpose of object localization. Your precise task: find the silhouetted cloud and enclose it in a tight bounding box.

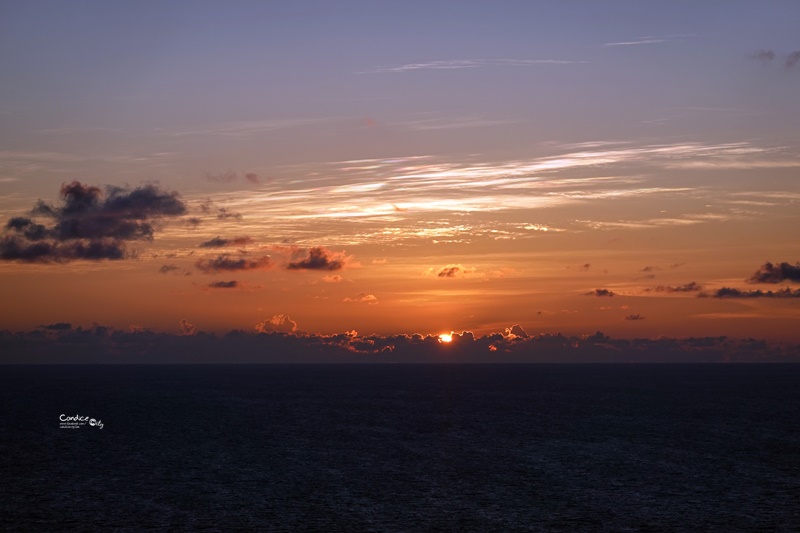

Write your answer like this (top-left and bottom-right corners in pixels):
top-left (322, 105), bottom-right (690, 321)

top-left (747, 261), bottom-right (800, 283)
top-left (0, 181), bottom-right (186, 262)
top-left (159, 264), bottom-right (179, 274)
top-left (244, 173), bottom-right (260, 184)
top-left (624, 314), bottom-right (645, 321)
top-left (2, 326), bottom-right (798, 363)
top-left (38, 322), bottom-right (71, 331)
top-left (650, 282), bottom-right (702, 293)
top-left (208, 280), bottom-right (238, 289)
top-left (199, 236), bottom-right (253, 248)
top-left (587, 288), bottom-right (616, 297)
top-left (505, 324), bottom-right (529, 338)
top-left (703, 287), bottom-right (800, 298)
top-left (286, 247), bottom-right (345, 271)
top-left (195, 254), bottom-right (271, 273)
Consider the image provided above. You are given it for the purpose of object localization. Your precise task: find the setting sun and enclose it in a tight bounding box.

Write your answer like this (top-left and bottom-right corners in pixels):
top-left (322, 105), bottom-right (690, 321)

top-left (438, 333), bottom-right (453, 343)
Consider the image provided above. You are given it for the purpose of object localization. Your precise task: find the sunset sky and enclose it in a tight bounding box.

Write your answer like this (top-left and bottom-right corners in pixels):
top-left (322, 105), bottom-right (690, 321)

top-left (1, 1), bottom-right (799, 345)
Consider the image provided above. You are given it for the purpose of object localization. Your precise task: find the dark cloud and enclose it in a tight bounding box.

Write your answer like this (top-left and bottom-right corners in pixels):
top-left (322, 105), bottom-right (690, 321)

top-left (0, 236), bottom-right (126, 262)
top-left (2, 326), bottom-right (798, 363)
top-left (587, 288), bottom-right (615, 297)
top-left (435, 264), bottom-right (473, 278)
top-left (187, 217), bottom-right (203, 228)
top-left (651, 282), bottom-right (702, 293)
top-left (641, 266), bottom-right (658, 272)
top-left (786, 51), bottom-right (800, 69)
top-left (505, 324), bottom-right (529, 338)
top-left (199, 200), bottom-right (243, 221)
top-left (38, 322), bottom-right (71, 331)
top-left (209, 280), bottom-right (238, 289)
top-left (624, 314), bottom-right (645, 321)
top-left (0, 181), bottom-right (186, 263)
top-left (703, 287), bottom-right (800, 299)
top-left (244, 173), bottom-right (260, 184)
top-left (748, 261), bottom-right (800, 284)
top-left (159, 264), bottom-right (179, 274)
top-left (199, 236), bottom-right (253, 248)
top-left (195, 254), bottom-right (271, 273)
top-left (438, 266), bottom-right (460, 278)
top-left (216, 208), bottom-right (242, 221)
top-left (750, 49), bottom-right (775, 63)
top-left (286, 247), bottom-right (345, 271)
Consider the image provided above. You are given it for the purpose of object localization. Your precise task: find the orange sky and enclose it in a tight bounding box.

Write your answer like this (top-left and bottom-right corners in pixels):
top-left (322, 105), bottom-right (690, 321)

top-left (1, 3), bottom-right (799, 342)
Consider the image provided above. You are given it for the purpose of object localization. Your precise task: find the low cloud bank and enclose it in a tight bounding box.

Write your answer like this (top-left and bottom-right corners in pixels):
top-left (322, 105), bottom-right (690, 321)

top-left (1, 326), bottom-right (797, 364)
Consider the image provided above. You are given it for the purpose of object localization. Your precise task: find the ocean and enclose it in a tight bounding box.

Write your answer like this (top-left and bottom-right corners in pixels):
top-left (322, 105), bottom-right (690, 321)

top-left (2, 364), bottom-right (799, 531)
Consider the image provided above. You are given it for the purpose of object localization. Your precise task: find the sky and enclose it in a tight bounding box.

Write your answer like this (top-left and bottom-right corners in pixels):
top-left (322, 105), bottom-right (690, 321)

top-left (1, 1), bottom-right (799, 358)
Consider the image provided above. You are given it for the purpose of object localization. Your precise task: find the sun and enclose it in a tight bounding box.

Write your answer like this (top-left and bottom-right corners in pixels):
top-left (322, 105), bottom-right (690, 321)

top-left (438, 333), bottom-right (453, 343)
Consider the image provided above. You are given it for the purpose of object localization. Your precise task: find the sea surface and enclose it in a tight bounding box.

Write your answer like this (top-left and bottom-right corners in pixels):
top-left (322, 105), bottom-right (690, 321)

top-left (2, 364), bottom-right (799, 531)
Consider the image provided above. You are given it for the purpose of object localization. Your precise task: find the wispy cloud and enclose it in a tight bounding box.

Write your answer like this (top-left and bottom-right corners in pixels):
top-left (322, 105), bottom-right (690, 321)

top-left (602, 34), bottom-right (693, 47)
top-left (603, 38), bottom-right (666, 47)
top-left (167, 140), bottom-right (794, 247)
top-left (365, 58), bottom-right (586, 73)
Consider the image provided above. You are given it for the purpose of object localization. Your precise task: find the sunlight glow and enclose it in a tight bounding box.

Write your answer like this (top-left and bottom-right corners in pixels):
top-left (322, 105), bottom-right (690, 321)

top-left (439, 333), bottom-right (453, 343)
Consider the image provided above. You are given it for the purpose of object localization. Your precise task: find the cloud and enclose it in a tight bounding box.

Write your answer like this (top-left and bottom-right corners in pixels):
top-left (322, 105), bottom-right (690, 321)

top-left (195, 254), bottom-right (271, 273)
top-left (3, 326), bottom-right (798, 363)
top-left (747, 261), bottom-right (800, 283)
top-left (786, 51), bottom-right (800, 69)
top-left (205, 170), bottom-right (238, 183)
top-left (750, 49), bottom-right (775, 63)
top-left (587, 288), bottom-right (616, 297)
top-left (436, 264), bottom-right (474, 278)
top-left (651, 282), bottom-right (702, 293)
top-left (199, 200), bottom-right (243, 221)
top-left (344, 293), bottom-right (378, 304)
top-left (366, 58), bottom-right (585, 73)
top-left (603, 38), bottom-right (666, 47)
top-left (159, 264), bottom-right (179, 274)
top-left (0, 181), bottom-right (186, 262)
top-left (505, 324), bottom-right (529, 339)
top-left (178, 319), bottom-right (196, 336)
top-left (208, 280), bottom-right (238, 289)
top-left (199, 236), bottom-right (253, 248)
top-left (323, 275), bottom-right (343, 283)
top-left (286, 247), bottom-right (347, 271)
top-left (216, 208), bottom-right (242, 221)
top-left (703, 287), bottom-right (800, 298)
top-left (624, 314), bottom-right (645, 321)
top-left (244, 173), bottom-right (260, 184)
top-left (255, 314), bottom-right (297, 334)
top-left (38, 322), bottom-right (71, 331)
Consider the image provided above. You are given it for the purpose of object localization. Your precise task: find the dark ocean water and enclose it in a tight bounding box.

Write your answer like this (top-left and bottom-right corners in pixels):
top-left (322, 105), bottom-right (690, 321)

top-left (2, 364), bottom-right (799, 532)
